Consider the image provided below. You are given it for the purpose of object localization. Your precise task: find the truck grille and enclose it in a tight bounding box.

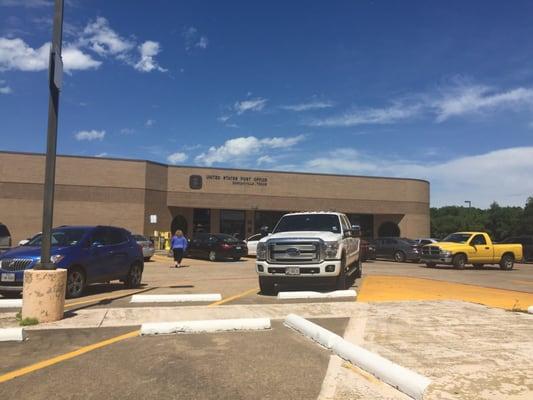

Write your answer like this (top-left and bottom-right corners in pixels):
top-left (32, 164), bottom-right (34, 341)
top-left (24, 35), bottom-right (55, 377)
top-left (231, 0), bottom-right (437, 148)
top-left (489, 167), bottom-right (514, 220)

top-left (422, 246), bottom-right (440, 255)
top-left (0, 258), bottom-right (33, 271)
top-left (267, 240), bottom-right (322, 264)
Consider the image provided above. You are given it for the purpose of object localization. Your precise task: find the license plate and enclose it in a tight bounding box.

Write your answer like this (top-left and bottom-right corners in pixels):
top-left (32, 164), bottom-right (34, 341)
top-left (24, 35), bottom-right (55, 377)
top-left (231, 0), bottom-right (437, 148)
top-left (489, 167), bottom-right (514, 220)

top-left (236, 246), bottom-right (241, 250)
top-left (286, 267), bottom-right (300, 275)
top-left (1, 273), bottom-right (15, 282)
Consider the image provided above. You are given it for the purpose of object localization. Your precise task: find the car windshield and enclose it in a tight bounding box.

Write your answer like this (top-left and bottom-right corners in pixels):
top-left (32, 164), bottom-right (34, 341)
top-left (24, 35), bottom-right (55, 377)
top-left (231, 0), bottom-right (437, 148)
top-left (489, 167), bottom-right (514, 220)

top-left (215, 234), bottom-right (239, 243)
top-left (442, 233), bottom-right (472, 243)
top-left (273, 214), bottom-right (341, 234)
top-left (27, 228), bottom-right (87, 247)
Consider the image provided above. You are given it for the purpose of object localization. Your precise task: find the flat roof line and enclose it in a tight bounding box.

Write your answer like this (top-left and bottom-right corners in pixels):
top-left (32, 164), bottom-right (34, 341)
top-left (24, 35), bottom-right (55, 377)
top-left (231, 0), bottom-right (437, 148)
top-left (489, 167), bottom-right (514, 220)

top-left (0, 150), bottom-right (430, 185)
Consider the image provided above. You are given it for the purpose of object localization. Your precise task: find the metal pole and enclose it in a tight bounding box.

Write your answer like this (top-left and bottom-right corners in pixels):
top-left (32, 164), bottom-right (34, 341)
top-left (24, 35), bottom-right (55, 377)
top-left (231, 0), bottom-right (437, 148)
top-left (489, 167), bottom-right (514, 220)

top-left (37, 0), bottom-right (64, 270)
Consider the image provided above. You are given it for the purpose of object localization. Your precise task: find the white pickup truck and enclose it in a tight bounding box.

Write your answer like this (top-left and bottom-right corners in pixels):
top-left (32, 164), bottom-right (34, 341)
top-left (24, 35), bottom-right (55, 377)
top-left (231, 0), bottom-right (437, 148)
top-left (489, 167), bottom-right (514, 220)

top-left (255, 212), bottom-right (362, 294)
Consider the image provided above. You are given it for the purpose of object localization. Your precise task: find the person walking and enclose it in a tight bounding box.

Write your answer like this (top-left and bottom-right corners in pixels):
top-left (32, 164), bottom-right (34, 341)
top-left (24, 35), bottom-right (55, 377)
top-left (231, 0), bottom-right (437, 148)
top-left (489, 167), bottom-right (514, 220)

top-left (170, 230), bottom-right (188, 268)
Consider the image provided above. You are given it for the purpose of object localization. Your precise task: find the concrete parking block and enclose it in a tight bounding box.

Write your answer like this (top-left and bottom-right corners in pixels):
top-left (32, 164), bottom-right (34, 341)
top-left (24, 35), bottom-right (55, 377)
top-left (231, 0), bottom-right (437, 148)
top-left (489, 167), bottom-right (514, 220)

top-left (0, 327), bottom-right (26, 342)
top-left (0, 299), bottom-right (22, 308)
top-left (278, 290), bottom-right (356, 299)
top-left (130, 293), bottom-right (222, 303)
top-left (285, 314), bottom-right (431, 400)
top-left (140, 317), bottom-right (271, 335)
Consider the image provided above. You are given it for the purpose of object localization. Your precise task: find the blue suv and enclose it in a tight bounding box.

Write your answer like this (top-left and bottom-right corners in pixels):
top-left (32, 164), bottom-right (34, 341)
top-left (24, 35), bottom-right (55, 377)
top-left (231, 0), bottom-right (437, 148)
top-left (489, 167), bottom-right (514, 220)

top-left (0, 226), bottom-right (144, 298)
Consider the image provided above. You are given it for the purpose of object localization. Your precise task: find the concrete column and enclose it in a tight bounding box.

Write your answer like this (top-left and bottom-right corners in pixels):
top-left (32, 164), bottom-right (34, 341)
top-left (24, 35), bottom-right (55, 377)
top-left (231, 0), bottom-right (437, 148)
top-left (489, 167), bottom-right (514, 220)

top-left (245, 210), bottom-right (255, 237)
top-left (210, 209), bottom-right (220, 233)
top-left (22, 269), bottom-right (67, 323)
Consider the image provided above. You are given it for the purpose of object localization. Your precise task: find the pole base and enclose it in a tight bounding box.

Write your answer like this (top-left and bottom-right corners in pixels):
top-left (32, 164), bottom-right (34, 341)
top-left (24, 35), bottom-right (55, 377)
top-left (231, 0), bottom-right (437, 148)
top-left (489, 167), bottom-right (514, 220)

top-left (22, 269), bottom-right (67, 323)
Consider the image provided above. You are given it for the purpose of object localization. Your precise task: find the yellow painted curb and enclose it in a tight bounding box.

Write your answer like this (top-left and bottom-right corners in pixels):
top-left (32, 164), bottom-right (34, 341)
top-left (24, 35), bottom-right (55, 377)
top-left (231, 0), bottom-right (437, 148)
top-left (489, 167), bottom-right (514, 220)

top-left (358, 275), bottom-right (533, 311)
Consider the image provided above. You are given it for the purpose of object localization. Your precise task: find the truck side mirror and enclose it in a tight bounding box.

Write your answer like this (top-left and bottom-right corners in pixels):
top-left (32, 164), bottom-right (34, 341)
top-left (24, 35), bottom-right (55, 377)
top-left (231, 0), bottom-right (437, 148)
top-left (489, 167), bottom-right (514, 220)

top-left (351, 225), bottom-right (361, 238)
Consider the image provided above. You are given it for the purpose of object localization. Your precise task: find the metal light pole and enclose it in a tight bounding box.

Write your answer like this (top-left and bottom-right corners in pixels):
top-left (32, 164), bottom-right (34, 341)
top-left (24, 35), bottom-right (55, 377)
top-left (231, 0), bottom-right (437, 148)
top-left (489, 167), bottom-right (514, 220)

top-left (464, 200), bottom-right (471, 209)
top-left (37, 0), bottom-right (64, 270)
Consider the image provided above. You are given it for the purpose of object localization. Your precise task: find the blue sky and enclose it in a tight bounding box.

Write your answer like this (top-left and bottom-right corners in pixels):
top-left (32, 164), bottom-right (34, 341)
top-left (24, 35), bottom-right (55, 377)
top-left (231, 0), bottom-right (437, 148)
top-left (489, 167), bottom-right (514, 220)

top-left (1, 0), bottom-right (533, 207)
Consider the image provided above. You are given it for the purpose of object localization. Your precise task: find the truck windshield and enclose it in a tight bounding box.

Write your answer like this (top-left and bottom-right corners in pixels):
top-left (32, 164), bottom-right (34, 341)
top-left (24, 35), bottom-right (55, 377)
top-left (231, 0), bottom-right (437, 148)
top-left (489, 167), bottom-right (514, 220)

top-left (442, 233), bottom-right (472, 243)
top-left (273, 214), bottom-right (341, 234)
top-left (27, 228), bottom-right (87, 247)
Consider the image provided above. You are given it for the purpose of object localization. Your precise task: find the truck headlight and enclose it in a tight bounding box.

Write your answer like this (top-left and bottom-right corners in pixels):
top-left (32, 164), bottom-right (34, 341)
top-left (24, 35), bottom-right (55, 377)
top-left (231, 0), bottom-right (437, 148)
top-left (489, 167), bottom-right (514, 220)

top-left (324, 241), bottom-right (339, 260)
top-left (440, 250), bottom-right (452, 257)
top-left (256, 242), bottom-right (267, 261)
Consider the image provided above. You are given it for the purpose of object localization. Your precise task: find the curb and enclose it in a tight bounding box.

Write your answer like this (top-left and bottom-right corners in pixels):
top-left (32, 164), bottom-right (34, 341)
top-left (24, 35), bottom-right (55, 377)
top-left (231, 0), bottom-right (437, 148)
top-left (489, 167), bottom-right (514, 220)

top-left (130, 294), bottom-right (222, 303)
top-left (0, 327), bottom-right (26, 342)
top-left (284, 314), bottom-right (431, 400)
top-left (141, 318), bottom-right (271, 335)
top-left (0, 299), bottom-right (23, 308)
top-left (278, 290), bottom-right (356, 300)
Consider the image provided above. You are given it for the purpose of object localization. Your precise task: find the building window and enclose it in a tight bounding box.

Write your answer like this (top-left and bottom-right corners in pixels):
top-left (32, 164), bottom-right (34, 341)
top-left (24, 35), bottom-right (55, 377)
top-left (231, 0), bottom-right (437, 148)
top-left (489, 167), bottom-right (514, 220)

top-left (220, 210), bottom-right (245, 240)
top-left (193, 208), bottom-right (210, 233)
top-left (254, 211), bottom-right (287, 233)
top-left (347, 214), bottom-right (374, 239)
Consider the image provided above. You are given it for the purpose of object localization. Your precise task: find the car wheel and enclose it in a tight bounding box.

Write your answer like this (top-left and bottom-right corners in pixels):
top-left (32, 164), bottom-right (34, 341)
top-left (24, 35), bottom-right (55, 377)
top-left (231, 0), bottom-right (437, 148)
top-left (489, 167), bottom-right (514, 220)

top-left (336, 256), bottom-right (348, 290)
top-left (208, 251), bottom-right (217, 262)
top-left (499, 254), bottom-right (514, 270)
top-left (393, 250), bottom-right (406, 263)
top-left (125, 263), bottom-right (143, 288)
top-left (425, 262), bottom-right (436, 268)
top-left (66, 267), bottom-right (86, 299)
top-left (143, 257), bottom-right (151, 262)
top-left (452, 254), bottom-right (466, 270)
top-left (473, 263), bottom-right (484, 269)
top-left (259, 277), bottom-right (275, 295)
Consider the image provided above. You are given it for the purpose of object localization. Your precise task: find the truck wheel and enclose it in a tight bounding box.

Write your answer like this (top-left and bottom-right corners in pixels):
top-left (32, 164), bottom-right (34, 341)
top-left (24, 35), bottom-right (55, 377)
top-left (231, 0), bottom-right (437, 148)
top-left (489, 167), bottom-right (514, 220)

top-left (259, 277), bottom-right (275, 295)
top-left (452, 254), bottom-right (466, 270)
top-left (336, 256), bottom-right (348, 290)
top-left (499, 254), bottom-right (514, 270)
top-left (393, 251), bottom-right (406, 263)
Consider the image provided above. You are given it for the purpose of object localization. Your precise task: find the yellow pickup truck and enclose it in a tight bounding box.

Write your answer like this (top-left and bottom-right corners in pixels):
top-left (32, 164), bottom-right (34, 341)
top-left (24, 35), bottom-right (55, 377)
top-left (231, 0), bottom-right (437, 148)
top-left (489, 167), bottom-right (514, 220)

top-left (420, 232), bottom-right (523, 270)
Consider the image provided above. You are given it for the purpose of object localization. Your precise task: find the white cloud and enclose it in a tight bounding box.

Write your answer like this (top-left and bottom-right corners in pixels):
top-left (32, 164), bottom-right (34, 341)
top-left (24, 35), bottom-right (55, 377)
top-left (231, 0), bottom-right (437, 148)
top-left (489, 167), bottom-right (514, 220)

top-left (75, 129), bottom-right (105, 141)
top-left (167, 152), bottom-right (188, 164)
top-left (234, 97), bottom-right (268, 114)
top-left (309, 102), bottom-right (421, 127)
top-left (0, 0), bottom-right (51, 7)
top-left (120, 128), bottom-right (134, 135)
top-left (0, 80), bottom-right (11, 94)
top-left (433, 85), bottom-right (533, 122)
top-left (81, 17), bottom-right (134, 57)
top-left (134, 40), bottom-right (166, 72)
top-left (145, 119), bottom-right (155, 127)
top-left (257, 155), bottom-right (275, 165)
top-left (0, 38), bottom-right (100, 72)
top-left (183, 26), bottom-right (209, 50)
top-left (280, 100), bottom-right (334, 112)
top-left (304, 147), bottom-right (533, 207)
top-left (195, 134), bottom-right (305, 166)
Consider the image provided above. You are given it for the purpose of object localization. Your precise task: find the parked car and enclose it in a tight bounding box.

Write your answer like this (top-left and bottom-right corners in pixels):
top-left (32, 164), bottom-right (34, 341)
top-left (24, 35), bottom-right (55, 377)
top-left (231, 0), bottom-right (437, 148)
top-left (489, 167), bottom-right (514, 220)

top-left (18, 232), bottom-right (41, 247)
top-left (500, 235), bottom-right (533, 262)
top-left (133, 234), bottom-right (155, 261)
top-left (414, 238), bottom-right (438, 246)
top-left (360, 239), bottom-right (376, 261)
top-left (0, 225), bottom-right (144, 298)
top-left (187, 233), bottom-right (248, 261)
top-left (0, 223), bottom-right (11, 252)
top-left (420, 232), bottom-right (523, 270)
top-left (245, 234), bottom-right (262, 256)
top-left (373, 237), bottom-right (420, 262)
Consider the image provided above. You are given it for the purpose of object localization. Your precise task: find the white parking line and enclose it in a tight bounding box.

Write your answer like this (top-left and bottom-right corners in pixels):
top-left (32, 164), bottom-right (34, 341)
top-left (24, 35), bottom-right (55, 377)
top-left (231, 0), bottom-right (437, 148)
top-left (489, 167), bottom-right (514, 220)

top-left (130, 294), bottom-right (222, 303)
top-left (0, 299), bottom-right (22, 308)
top-left (140, 318), bottom-right (271, 335)
top-left (277, 290), bottom-right (356, 300)
top-left (284, 314), bottom-right (431, 400)
top-left (0, 328), bottom-right (26, 342)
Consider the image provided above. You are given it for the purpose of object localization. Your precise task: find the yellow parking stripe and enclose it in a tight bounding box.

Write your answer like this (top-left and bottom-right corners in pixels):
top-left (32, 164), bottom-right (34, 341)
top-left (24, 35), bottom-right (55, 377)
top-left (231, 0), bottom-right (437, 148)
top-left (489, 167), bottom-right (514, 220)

top-left (358, 275), bottom-right (533, 311)
top-left (0, 330), bottom-right (139, 384)
top-left (208, 287), bottom-right (258, 306)
top-left (0, 286), bottom-right (259, 384)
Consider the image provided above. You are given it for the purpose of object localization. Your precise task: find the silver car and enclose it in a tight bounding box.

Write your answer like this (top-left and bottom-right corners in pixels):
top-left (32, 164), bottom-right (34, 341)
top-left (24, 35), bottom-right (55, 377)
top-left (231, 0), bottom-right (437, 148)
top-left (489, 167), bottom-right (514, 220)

top-left (133, 234), bottom-right (155, 261)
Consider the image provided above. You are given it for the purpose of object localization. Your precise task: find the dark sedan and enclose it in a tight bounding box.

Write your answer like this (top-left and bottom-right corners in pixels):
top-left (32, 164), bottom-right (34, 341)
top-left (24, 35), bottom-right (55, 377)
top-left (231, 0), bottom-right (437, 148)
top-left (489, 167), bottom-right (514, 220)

top-left (361, 239), bottom-right (376, 261)
top-left (187, 233), bottom-right (248, 261)
top-left (373, 237), bottom-right (420, 262)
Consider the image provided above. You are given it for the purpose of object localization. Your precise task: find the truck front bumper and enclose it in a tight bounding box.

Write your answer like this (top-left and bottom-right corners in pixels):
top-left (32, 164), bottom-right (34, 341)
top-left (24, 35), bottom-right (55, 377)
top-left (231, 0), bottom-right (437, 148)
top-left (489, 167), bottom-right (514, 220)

top-left (420, 256), bottom-right (453, 264)
top-left (256, 259), bottom-right (342, 278)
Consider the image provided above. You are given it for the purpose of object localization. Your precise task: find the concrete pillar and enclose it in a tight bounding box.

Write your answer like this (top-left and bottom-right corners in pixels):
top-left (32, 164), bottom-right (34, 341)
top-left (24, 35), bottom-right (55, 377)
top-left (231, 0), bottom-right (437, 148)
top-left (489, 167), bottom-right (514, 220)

top-left (22, 269), bottom-right (67, 323)
top-left (245, 210), bottom-right (255, 237)
top-left (210, 209), bottom-right (220, 233)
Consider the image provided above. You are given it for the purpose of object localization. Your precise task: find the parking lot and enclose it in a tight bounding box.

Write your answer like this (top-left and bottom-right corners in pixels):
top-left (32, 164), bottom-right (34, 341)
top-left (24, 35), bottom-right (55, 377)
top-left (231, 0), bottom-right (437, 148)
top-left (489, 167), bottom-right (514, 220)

top-left (1, 255), bottom-right (533, 399)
